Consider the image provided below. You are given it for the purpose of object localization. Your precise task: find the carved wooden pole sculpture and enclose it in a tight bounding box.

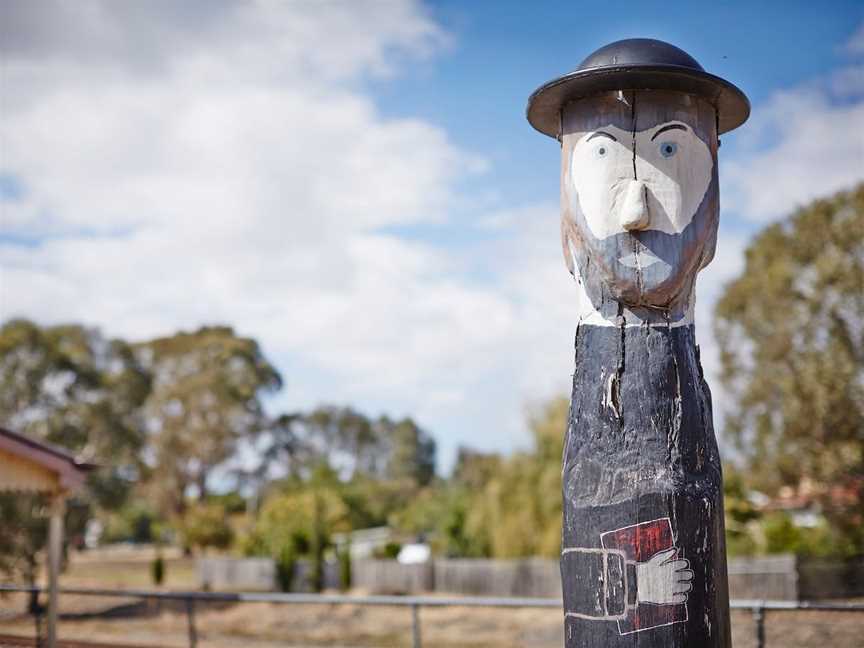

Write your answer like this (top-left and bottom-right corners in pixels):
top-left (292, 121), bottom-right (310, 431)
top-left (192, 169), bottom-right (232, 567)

top-left (527, 39), bottom-right (749, 647)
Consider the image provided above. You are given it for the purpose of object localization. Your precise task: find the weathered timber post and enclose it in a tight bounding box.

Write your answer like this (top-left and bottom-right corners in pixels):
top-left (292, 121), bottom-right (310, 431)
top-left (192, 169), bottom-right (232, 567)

top-left (526, 39), bottom-right (749, 647)
top-left (47, 495), bottom-right (65, 648)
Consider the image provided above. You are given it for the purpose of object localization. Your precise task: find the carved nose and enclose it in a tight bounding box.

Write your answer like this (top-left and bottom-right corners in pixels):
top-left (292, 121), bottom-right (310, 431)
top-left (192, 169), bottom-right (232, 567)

top-left (620, 180), bottom-right (650, 231)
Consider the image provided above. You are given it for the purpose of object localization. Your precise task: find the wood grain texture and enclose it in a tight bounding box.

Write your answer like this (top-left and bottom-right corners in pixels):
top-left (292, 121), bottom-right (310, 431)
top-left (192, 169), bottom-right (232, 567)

top-left (558, 91), bottom-right (730, 647)
top-left (561, 91), bottom-right (719, 326)
top-left (562, 324), bottom-right (730, 647)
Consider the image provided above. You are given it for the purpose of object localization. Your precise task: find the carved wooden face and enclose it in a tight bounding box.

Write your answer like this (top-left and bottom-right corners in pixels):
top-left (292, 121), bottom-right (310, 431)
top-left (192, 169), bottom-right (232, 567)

top-left (570, 122), bottom-right (713, 238)
top-left (561, 91), bottom-right (719, 316)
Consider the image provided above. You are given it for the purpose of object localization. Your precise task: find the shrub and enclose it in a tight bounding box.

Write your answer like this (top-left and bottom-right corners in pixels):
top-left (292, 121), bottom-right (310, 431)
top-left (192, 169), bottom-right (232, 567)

top-left (338, 546), bottom-right (352, 590)
top-left (275, 545), bottom-right (296, 592)
top-left (151, 555), bottom-right (165, 586)
top-left (181, 504), bottom-right (234, 552)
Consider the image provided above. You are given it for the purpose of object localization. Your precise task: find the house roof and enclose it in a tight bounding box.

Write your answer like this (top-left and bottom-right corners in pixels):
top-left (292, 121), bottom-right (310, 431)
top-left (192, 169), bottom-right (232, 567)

top-left (0, 426), bottom-right (96, 494)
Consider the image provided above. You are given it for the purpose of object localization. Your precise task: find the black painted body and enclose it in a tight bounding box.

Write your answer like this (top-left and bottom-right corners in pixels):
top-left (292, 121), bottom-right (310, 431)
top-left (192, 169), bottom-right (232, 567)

top-left (562, 323), bottom-right (730, 648)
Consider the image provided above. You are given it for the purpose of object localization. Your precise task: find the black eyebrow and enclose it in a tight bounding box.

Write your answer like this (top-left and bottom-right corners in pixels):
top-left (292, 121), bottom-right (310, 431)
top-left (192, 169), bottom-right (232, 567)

top-left (587, 130), bottom-right (617, 142)
top-left (651, 124), bottom-right (687, 141)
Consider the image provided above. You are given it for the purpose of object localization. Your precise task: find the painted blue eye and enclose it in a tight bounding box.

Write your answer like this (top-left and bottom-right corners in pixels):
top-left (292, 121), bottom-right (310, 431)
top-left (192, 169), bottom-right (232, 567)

top-left (659, 141), bottom-right (678, 158)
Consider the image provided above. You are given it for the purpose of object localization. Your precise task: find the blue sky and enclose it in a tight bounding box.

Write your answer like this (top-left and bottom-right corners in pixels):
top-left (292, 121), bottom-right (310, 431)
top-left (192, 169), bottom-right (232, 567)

top-left (1, 1), bottom-right (862, 477)
top-left (377, 0), bottom-right (863, 205)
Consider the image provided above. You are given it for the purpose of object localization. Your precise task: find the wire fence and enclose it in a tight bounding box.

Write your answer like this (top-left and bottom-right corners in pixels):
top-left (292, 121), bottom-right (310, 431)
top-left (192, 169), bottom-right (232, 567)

top-left (1, 585), bottom-right (863, 648)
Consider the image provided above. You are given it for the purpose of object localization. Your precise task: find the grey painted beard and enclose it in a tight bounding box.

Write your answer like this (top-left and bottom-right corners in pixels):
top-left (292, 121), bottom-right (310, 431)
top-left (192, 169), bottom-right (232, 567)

top-left (568, 192), bottom-right (718, 317)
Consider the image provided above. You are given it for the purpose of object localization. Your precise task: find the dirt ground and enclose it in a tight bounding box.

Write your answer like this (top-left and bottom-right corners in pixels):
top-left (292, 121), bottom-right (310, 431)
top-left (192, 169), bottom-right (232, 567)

top-left (58, 547), bottom-right (198, 590)
top-left (1, 592), bottom-right (863, 648)
top-left (1, 549), bottom-right (861, 647)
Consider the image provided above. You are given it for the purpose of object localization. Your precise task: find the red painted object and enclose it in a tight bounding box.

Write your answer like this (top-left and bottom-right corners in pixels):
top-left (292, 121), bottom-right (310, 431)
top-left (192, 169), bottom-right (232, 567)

top-left (601, 518), bottom-right (687, 634)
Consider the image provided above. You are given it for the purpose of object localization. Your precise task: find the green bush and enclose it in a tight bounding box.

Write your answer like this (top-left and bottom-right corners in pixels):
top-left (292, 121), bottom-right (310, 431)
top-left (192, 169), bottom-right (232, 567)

top-left (151, 555), bottom-right (165, 586)
top-left (763, 512), bottom-right (805, 555)
top-left (181, 504), bottom-right (234, 552)
top-left (338, 546), bottom-right (352, 590)
top-left (101, 502), bottom-right (158, 544)
top-left (275, 545), bottom-right (296, 592)
top-left (374, 542), bottom-right (402, 559)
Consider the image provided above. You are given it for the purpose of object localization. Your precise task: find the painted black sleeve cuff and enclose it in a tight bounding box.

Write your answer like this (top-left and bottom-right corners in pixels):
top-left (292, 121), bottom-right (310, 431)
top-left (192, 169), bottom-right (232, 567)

top-left (561, 548), bottom-right (628, 620)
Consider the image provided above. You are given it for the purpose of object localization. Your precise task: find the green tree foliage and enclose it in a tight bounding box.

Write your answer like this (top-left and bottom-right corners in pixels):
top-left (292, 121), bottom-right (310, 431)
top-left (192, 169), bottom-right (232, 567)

top-left (244, 406), bottom-right (437, 561)
top-left (375, 542), bottom-right (402, 559)
top-left (756, 512), bottom-right (852, 557)
top-left (337, 544), bottom-right (351, 590)
top-left (0, 494), bottom-right (49, 584)
top-left (101, 501), bottom-right (158, 544)
top-left (715, 184), bottom-right (864, 553)
top-left (2, 317), bottom-right (598, 566)
top-left (452, 448), bottom-right (504, 491)
top-left (136, 326), bottom-right (281, 516)
top-left (393, 483), bottom-right (491, 557)
top-left (180, 503), bottom-right (234, 552)
top-left (206, 491), bottom-right (247, 515)
top-left (722, 468), bottom-right (761, 556)
top-left (395, 397), bottom-right (568, 559)
top-left (0, 319), bottom-right (151, 508)
top-left (246, 467), bottom-right (350, 591)
top-left (339, 475), bottom-right (419, 531)
top-left (255, 406), bottom-right (436, 487)
top-left (0, 320), bottom-right (151, 581)
top-left (383, 416), bottom-right (436, 486)
top-left (151, 554), bottom-right (165, 586)
top-left (251, 412), bottom-right (305, 484)
top-left (299, 406), bottom-right (380, 479)
top-left (275, 544), bottom-right (296, 592)
top-left (476, 397), bottom-right (566, 558)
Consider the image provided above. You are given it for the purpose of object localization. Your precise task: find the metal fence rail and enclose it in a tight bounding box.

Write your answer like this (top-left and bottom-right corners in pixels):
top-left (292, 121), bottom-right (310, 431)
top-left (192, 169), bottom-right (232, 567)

top-left (2, 585), bottom-right (863, 648)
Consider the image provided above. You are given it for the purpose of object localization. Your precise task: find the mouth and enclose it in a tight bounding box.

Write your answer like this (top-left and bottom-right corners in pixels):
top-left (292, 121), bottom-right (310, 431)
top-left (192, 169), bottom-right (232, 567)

top-left (618, 251), bottom-right (662, 269)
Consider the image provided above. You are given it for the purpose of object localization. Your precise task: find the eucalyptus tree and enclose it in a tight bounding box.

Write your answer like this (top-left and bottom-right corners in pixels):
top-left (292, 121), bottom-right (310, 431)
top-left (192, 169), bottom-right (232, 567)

top-left (715, 184), bottom-right (864, 552)
top-left (0, 318), bottom-right (150, 507)
top-left (0, 319), bottom-right (150, 582)
top-left (136, 326), bottom-right (281, 516)
top-left (252, 405), bottom-right (436, 487)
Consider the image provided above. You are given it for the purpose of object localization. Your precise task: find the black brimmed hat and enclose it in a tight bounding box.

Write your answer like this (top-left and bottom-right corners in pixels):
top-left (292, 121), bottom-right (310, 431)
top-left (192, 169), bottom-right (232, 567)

top-left (527, 38), bottom-right (750, 137)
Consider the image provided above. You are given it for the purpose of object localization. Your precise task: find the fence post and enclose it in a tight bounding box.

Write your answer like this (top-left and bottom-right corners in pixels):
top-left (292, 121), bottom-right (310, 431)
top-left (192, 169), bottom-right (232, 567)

top-left (411, 603), bottom-right (422, 648)
top-left (186, 597), bottom-right (198, 648)
top-left (526, 37), bottom-right (749, 648)
top-left (46, 496), bottom-right (65, 648)
top-left (752, 605), bottom-right (765, 648)
top-left (28, 588), bottom-right (44, 648)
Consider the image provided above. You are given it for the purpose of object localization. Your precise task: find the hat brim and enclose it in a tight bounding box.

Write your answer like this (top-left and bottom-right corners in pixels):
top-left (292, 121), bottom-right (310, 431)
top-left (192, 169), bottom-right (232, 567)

top-left (526, 64), bottom-right (750, 137)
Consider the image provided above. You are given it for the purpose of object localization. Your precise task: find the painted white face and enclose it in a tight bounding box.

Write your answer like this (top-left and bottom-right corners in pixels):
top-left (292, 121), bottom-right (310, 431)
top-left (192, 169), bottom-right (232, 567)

top-left (570, 121), bottom-right (713, 239)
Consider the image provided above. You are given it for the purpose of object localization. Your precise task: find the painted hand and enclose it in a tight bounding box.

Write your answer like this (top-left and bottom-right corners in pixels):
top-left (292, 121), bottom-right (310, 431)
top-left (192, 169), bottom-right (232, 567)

top-left (635, 548), bottom-right (694, 605)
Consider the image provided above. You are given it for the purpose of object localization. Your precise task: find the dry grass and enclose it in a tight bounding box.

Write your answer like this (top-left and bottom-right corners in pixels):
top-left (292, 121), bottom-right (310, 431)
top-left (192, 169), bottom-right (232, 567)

top-left (1, 595), bottom-right (563, 648)
top-left (58, 547), bottom-right (197, 591)
top-left (0, 549), bottom-right (861, 647)
top-left (1, 593), bottom-right (864, 648)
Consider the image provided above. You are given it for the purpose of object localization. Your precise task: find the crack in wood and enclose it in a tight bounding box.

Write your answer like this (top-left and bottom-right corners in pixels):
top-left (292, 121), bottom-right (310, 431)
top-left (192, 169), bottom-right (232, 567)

top-left (557, 89), bottom-right (731, 646)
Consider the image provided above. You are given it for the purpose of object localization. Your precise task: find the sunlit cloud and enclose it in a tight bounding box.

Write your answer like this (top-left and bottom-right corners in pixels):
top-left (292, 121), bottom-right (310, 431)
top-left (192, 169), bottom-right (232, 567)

top-left (2, 2), bottom-right (862, 470)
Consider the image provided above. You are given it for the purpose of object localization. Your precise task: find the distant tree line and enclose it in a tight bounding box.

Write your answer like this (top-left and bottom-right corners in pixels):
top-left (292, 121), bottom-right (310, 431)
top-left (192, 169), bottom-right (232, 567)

top-left (0, 184), bottom-right (861, 589)
top-left (0, 322), bottom-right (435, 585)
top-left (715, 183), bottom-right (864, 557)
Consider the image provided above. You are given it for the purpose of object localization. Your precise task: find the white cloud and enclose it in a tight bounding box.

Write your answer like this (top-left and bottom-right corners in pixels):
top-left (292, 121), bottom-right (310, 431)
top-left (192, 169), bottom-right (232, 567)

top-left (723, 66), bottom-right (864, 223)
top-left (3, 2), bottom-right (862, 473)
top-left (693, 228), bottom-right (748, 439)
top-left (844, 21), bottom-right (864, 56)
top-left (0, 1), bottom-right (566, 469)
top-left (829, 64), bottom-right (864, 98)
top-left (706, 59), bottom-right (864, 438)
top-left (703, 42), bottom-right (864, 442)
top-left (0, 0), bottom-right (447, 81)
